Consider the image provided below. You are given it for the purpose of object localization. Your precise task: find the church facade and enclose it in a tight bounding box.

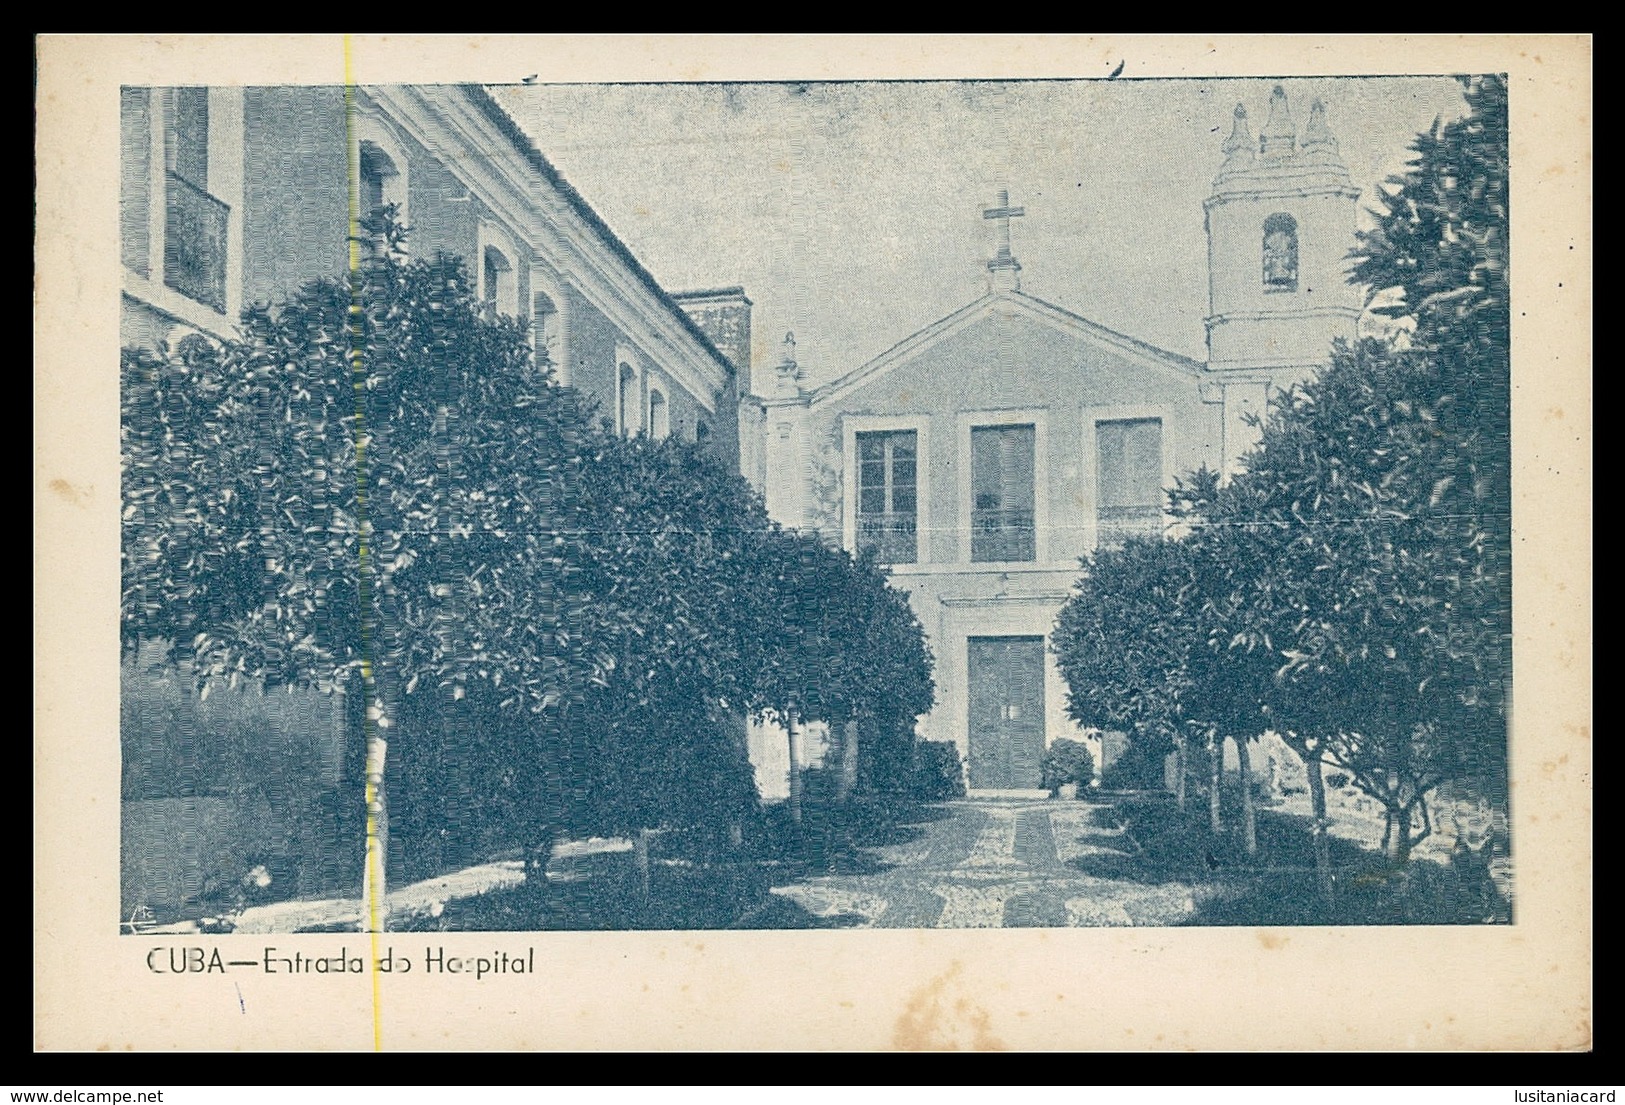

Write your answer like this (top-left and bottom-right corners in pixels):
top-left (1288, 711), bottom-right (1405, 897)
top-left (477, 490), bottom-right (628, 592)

top-left (751, 86), bottom-right (1362, 792)
top-left (119, 78), bottom-right (1367, 812)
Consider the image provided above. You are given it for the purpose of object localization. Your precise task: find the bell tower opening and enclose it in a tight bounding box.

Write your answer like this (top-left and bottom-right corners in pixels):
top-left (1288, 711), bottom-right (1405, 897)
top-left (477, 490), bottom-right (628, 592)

top-left (1262, 212), bottom-right (1300, 292)
top-left (1203, 86), bottom-right (1362, 472)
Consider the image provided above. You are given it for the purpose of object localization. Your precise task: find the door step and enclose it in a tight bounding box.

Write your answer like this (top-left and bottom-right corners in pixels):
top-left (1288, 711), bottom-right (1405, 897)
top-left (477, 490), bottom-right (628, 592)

top-left (966, 788), bottom-right (1051, 800)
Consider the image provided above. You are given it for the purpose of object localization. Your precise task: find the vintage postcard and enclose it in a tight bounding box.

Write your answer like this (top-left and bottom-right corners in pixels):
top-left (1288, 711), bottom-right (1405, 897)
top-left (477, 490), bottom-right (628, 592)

top-left (36, 35), bottom-right (1590, 1051)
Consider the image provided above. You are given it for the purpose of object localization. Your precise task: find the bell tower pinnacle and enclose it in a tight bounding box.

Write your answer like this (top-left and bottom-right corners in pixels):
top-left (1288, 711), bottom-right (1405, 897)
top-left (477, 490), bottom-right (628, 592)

top-left (1203, 85), bottom-right (1362, 471)
top-left (1259, 84), bottom-right (1297, 159)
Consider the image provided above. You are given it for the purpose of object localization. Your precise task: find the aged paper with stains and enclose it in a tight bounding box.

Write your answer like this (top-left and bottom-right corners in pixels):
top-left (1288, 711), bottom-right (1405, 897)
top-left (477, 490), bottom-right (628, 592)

top-left (36, 34), bottom-right (1590, 1051)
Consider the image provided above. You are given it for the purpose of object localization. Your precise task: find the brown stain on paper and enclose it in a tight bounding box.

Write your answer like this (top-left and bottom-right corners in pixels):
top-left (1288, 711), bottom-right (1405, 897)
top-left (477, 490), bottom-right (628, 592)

top-left (893, 961), bottom-right (1004, 1051)
top-left (48, 478), bottom-right (90, 506)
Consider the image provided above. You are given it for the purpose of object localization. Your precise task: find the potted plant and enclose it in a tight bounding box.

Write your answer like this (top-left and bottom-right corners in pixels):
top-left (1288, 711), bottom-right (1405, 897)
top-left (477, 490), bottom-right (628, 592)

top-left (1041, 738), bottom-right (1096, 800)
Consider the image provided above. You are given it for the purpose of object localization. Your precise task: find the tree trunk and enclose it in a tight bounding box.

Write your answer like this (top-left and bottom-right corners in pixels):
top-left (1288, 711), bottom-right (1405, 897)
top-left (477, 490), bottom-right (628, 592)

top-left (1234, 736), bottom-right (1258, 857)
top-left (1303, 742), bottom-right (1334, 908)
top-left (1172, 732), bottom-right (1188, 811)
top-left (524, 731), bottom-right (567, 886)
top-left (1207, 731), bottom-right (1223, 834)
top-left (785, 713), bottom-right (803, 824)
top-left (359, 661), bottom-right (415, 932)
top-left (837, 716), bottom-right (859, 803)
top-left (524, 837), bottom-right (555, 888)
top-left (360, 696), bottom-right (391, 933)
top-left (633, 828), bottom-right (652, 905)
top-left (1385, 803), bottom-right (1414, 867)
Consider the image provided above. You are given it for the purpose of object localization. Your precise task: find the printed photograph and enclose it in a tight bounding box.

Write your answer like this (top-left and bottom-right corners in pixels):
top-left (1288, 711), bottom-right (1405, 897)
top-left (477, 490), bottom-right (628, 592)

top-left (118, 74), bottom-right (1513, 935)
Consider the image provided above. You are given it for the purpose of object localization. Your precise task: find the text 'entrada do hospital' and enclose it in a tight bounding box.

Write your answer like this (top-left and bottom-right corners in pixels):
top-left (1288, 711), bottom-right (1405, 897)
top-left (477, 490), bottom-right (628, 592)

top-left (146, 946), bottom-right (535, 980)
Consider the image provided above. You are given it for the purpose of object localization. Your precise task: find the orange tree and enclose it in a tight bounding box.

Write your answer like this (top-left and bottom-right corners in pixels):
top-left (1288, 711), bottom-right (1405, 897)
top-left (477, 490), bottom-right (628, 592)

top-left (123, 221), bottom-right (940, 923)
top-left (543, 431), bottom-right (781, 854)
top-left (1051, 516), bottom-right (1273, 854)
top-left (842, 550), bottom-right (936, 799)
top-left (1236, 74), bottom-right (1510, 868)
top-left (743, 528), bottom-right (935, 821)
top-left (1198, 336), bottom-right (1511, 868)
top-left (122, 228), bottom-right (604, 926)
top-left (1165, 76), bottom-right (1510, 879)
top-left (1347, 73), bottom-right (1510, 760)
top-left (1051, 536), bottom-right (1201, 809)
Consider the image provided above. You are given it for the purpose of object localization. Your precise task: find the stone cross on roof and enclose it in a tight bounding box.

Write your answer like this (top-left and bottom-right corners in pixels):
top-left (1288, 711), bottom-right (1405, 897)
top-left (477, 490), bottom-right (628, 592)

top-left (984, 189), bottom-right (1025, 292)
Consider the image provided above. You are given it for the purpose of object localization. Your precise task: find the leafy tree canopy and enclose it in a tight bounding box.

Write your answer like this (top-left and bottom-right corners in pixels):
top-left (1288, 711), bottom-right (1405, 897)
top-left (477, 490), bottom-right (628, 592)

top-left (1052, 535), bottom-right (1201, 753)
top-left (1052, 77), bottom-right (1512, 866)
top-left (123, 219), bottom-right (939, 856)
top-left (122, 233), bottom-right (597, 717)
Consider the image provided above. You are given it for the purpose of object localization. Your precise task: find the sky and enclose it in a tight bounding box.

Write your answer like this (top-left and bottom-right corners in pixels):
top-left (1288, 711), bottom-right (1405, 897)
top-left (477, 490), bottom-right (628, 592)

top-left (492, 76), bottom-right (1469, 390)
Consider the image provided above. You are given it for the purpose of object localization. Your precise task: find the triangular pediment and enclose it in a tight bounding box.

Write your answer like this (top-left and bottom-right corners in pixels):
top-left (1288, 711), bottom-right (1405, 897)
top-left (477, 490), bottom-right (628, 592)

top-left (808, 290), bottom-right (1203, 408)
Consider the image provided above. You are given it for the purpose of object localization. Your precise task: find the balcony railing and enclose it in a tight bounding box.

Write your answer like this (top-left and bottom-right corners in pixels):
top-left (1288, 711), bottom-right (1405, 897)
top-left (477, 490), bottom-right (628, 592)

top-left (163, 171), bottom-right (229, 313)
top-left (1097, 504), bottom-right (1164, 547)
top-left (971, 508), bottom-right (1035, 563)
top-left (857, 512), bottom-right (918, 564)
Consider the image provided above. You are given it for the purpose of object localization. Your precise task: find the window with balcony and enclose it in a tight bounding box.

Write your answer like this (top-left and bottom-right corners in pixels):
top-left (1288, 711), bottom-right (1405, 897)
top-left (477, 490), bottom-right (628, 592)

top-left (855, 429), bottom-right (919, 564)
top-left (167, 88), bottom-right (208, 186)
top-left (1096, 417), bottom-right (1164, 547)
top-left (162, 88), bottom-right (228, 312)
top-left (970, 424), bottom-right (1036, 562)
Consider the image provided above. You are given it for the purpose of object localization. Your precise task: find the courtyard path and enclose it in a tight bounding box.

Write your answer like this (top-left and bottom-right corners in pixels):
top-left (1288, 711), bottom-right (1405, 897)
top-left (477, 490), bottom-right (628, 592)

top-left (771, 797), bottom-right (1202, 928)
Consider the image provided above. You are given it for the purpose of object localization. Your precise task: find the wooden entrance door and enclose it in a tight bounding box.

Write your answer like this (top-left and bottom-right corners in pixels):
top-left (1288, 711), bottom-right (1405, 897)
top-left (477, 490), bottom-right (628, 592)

top-left (967, 636), bottom-right (1046, 789)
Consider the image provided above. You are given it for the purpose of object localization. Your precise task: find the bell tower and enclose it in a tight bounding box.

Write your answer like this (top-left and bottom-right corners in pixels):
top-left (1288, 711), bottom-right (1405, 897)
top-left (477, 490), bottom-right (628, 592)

top-left (1203, 86), bottom-right (1361, 471)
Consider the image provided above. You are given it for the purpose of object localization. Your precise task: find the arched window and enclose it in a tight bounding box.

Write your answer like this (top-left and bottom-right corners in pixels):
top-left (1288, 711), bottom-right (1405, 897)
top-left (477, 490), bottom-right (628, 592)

top-left (477, 221), bottom-right (521, 320)
top-left (351, 113), bottom-right (409, 253)
top-left (357, 142), bottom-right (401, 246)
top-left (1262, 213), bottom-right (1299, 291)
top-left (482, 245), bottom-right (514, 319)
top-left (618, 360), bottom-right (640, 437)
top-left (648, 388), bottom-right (669, 441)
top-left (529, 266), bottom-right (571, 384)
top-left (531, 289), bottom-right (563, 380)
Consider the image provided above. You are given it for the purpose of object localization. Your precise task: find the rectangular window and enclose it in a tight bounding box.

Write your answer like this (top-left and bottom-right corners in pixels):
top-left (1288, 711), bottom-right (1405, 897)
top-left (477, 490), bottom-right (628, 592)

top-left (855, 430), bottom-right (918, 564)
top-left (121, 88), bottom-right (153, 276)
top-left (1096, 417), bottom-right (1164, 547)
top-left (970, 424), bottom-right (1036, 562)
top-left (162, 88), bottom-right (228, 312)
top-left (165, 88), bottom-right (209, 188)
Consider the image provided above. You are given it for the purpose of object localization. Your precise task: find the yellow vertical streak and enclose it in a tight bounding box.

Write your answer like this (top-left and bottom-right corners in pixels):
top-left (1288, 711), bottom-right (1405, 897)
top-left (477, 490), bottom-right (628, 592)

top-left (342, 34), bottom-right (385, 1054)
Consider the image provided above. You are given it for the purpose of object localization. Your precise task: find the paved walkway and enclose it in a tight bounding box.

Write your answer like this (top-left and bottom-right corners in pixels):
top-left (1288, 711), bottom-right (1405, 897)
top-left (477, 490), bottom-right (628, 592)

top-left (772, 798), bottom-right (1202, 928)
top-left (225, 799), bottom-right (1200, 932)
top-left (230, 837), bottom-right (632, 934)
